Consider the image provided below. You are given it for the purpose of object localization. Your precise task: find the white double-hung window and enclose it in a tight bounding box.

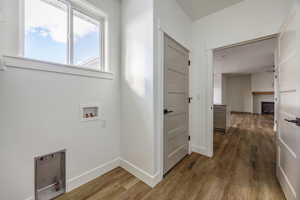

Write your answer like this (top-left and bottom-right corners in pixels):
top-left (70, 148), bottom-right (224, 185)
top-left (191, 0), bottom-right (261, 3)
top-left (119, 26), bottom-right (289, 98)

top-left (24, 0), bottom-right (105, 71)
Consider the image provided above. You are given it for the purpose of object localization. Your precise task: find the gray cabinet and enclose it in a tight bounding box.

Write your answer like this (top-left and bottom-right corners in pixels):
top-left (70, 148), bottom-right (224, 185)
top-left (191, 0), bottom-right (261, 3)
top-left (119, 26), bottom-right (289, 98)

top-left (214, 105), bottom-right (230, 133)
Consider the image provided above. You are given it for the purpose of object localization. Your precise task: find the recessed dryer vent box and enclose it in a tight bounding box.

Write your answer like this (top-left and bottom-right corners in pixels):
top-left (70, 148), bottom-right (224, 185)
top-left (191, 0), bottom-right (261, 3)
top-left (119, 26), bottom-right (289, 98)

top-left (35, 150), bottom-right (66, 200)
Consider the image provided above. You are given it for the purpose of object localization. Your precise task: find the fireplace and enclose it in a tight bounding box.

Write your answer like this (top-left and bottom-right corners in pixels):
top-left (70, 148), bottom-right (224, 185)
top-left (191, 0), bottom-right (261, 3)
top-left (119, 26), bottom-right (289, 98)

top-left (261, 102), bottom-right (274, 115)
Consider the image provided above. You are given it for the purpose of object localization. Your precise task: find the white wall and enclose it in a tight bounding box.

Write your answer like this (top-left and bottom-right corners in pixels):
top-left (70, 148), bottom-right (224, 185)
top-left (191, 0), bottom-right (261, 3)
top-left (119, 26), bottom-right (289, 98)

top-left (153, 0), bottom-right (195, 163)
top-left (251, 72), bottom-right (274, 92)
top-left (218, 72), bottom-right (274, 114)
top-left (0, 0), bottom-right (19, 56)
top-left (120, 0), bottom-right (193, 183)
top-left (213, 73), bottom-right (222, 104)
top-left (0, 0), bottom-right (121, 200)
top-left (226, 75), bottom-right (252, 113)
top-left (121, 0), bottom-right (156, 180)
top-left (213, 73), bottom-right (228, 105)
top-left (154, 0), bottom-right (192, 49)
top-left (120, 0), bottom-right (192, 185)
top-left (221, 74), bottom-right (228, 105)
top-left (251, 72), bottom-right (274, 114)
top-left (0, 0), bottom-right (193, 196)
top-left (191, 0), bottom-right (293, 156)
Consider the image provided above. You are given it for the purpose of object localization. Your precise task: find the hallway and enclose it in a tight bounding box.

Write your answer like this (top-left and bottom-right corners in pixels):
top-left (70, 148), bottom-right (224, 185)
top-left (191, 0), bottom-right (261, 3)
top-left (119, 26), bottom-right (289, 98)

top-left (57, 114), bottom-right (285, 200)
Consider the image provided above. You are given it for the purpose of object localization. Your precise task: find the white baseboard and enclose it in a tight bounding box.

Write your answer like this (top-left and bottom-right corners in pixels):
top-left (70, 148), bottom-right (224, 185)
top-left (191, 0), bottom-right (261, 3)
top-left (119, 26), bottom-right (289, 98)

top-left (120, 158), bottom-right (162, 188)
top-left (24, 157), bottom-right (164, 200)
top-left (24, 158), bottom-right (120, 200)
top-left (191, 145), bottom-right (213, 157)
top-left (277, 165), bottom-right (296, 200)
top-left (67, 158), bottom-right (120, 192)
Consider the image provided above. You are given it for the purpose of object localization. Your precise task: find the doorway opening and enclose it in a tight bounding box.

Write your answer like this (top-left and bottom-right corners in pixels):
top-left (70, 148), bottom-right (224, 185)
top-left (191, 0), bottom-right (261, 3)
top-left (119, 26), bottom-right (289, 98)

top-left (207, 34), bottom-right (284, 197)
top-left (211, 35), bottom-right (277, 138)
top-left (210, 34), bottom-right (278, 153)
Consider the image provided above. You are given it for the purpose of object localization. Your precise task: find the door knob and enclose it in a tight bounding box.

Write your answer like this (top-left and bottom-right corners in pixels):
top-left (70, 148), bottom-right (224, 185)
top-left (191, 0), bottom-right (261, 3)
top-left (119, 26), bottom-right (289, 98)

top-left (164, 109), bottom-right (174, 115)
top-left (285, 118), bottom-right (300, 127)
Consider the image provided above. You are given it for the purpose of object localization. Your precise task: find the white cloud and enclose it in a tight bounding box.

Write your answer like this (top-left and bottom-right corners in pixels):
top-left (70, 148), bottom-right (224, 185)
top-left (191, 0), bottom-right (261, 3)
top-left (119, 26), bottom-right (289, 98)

top-left (73, 11), bottom-right (98, 41)
top-left (25, 0), bottom-right (98, 43)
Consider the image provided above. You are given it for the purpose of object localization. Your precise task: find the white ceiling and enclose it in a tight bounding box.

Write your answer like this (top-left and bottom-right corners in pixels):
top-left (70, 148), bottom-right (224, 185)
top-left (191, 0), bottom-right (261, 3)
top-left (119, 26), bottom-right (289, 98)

top-left (214, 38), bottom-right (276, 74)
top-left (176, 0), bottom-right (244, 21)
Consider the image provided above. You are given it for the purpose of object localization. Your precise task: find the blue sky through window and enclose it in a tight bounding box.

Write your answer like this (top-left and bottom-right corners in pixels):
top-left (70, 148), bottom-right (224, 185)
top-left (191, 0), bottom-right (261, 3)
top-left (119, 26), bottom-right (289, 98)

top-left (25, 0), bottom-right (101, 68)
top-left (73, 10), bottom-right (100, 66)
top-left (74, 31), bottom-right (100, 65)
top-left (25, 27), bottom-right (67, 64)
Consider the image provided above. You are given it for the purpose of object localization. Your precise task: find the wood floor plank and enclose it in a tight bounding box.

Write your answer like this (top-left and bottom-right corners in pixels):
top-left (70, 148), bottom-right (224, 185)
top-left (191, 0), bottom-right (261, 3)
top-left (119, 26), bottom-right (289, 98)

top-left (57, 114), bottom-right (286, 200)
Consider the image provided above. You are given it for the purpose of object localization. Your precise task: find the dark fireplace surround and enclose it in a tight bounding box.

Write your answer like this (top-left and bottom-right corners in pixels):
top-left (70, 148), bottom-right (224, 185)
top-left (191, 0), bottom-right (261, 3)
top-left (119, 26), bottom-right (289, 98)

top-left (261, 102), bottom-right (274, 115)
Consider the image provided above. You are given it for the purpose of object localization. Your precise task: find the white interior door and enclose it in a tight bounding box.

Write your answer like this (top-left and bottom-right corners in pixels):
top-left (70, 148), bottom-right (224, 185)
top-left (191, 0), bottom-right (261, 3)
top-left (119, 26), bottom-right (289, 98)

top-left (164, 34), bottom-right (189, 174)
top-left (276, 3), bottom-right (300, 200)
top-left (274, 47), bottom-right (279, 132)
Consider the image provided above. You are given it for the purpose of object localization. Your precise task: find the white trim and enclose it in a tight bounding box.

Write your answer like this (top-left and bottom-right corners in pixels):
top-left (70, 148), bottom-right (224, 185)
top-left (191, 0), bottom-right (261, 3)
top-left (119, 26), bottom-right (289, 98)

top-left (120, 158), bottom-right (162, 188)
top-left (206, 49), bottom-right (214, 158)
top-left (155, 21), bottom-right (165, 182)
top-left (279, 165), bottom-right (297, 199)
top-left (2, 55), bottom-right (113, 80)
top-left (278, 137), bottom-right (297, 158)
top-left (24, 156), bottom-right (162, 200)
top-left (24, 158), bottom-right (120, 200)
top-left (70, 0), bottom-right (108, 19)
top-left (191, 145), bottom-right (212, 157)
top-left (67, 158), bottom-right (120, 192)
top-left (277, 160), bottom-right (297, 200)
top-left (274, 46), bottom-right (279, 132)
top-left (68, 1), bottom-right (74, 65)
top-left (103, 16), bottom-right (110, 72)
top-left (206, 34), bottom-right (280, 161)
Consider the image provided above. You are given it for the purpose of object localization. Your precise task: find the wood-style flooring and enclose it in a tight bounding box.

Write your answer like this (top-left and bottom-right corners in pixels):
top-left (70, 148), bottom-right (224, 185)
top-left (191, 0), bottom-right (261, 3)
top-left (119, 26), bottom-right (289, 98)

top-left (57, 114), bottom-right (285, 200)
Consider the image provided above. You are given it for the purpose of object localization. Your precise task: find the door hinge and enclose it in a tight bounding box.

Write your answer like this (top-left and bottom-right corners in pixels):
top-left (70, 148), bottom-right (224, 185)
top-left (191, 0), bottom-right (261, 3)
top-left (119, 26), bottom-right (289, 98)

top-left (188, 97), bottom-right (193, 104)
top-left (188, 60), bottom-right (191, 66)
top-left (188, 136), bottom-right (191, 141)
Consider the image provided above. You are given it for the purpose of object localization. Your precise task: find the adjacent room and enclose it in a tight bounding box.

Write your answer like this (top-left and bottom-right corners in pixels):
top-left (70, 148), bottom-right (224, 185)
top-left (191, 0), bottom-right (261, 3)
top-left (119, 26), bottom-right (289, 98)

top-left (212, 38), bottom-right (279, 199)
top-left (213, 37), bottom-right (276, 134)
top-left (0, 0), bottom-right (299, 200)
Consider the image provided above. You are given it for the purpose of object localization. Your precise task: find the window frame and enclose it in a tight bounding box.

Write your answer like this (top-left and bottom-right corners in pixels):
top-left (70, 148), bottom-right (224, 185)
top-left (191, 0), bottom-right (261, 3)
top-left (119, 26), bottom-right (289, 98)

top-left (20, 0), bottom-right (106, 72)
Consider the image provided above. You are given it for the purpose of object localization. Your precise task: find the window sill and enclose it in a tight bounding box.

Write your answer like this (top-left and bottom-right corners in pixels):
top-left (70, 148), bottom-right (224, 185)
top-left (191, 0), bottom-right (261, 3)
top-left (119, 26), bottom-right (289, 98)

top-left (1, 55), bottom-right (113, 80)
